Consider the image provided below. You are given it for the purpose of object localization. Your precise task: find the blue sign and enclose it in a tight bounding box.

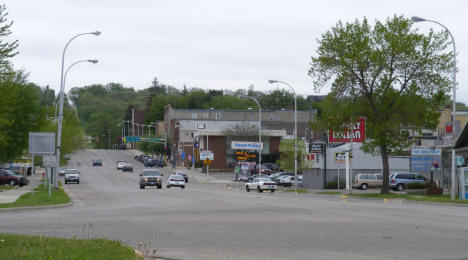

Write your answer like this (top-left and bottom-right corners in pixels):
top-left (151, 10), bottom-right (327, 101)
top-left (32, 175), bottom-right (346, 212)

top-left (124, 136), bottom-right (140, 142)
top-left (411, 156), bottom-right (433, 172)
top-left (455, 156), bottom-right (464, 167)
top-left (181, 151), bottom-right (185, 159)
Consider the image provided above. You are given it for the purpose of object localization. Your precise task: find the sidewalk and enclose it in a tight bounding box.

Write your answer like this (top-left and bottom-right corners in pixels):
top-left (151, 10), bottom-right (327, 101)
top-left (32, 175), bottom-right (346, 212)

top-left (0, 171), bottom-right (44, 204)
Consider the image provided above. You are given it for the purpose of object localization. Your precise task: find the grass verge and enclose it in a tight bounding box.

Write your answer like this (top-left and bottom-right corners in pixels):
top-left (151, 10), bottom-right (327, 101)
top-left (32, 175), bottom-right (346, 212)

top-left (348, 193), bottom-right (468, 204)
top-left (283, 189), bottom-right (309, 193)
top-left (316, 191), bottom-right (342, 194)
top-left (0, 183), bottom-right (70, 209)
top-left (0, 233), bottom-right (143, 260)
top-left (0, 185), bottom-right (16, 192)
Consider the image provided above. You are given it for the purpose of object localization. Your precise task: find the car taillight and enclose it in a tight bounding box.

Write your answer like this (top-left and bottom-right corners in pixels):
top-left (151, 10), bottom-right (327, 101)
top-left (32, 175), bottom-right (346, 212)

top-left (391, 179), bottom-right (395, 183)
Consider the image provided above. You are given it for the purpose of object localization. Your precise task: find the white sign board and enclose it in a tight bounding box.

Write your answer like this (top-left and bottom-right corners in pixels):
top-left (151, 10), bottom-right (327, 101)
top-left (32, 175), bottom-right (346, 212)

top-left (200, 151), bottom-right (214, 160)
top-left (411, 148), bottom-right (442, 156)
top-left (29, 132), bottom-right (55, 155)
top-left (196, 123), bottom-right (205, 129)
top-left (231, 141), bottom-right (263, 150)
top-left (42, 156), bottom-right (56, 166)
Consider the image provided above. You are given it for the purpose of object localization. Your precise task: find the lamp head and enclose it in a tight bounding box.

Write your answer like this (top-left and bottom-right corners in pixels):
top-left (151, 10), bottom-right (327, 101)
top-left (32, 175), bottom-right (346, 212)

top-left (92, 31), bottom-right (101, 36)
top-left (411, 16), bottom-right (426, 22)
top-left (268, 80), bottom-right (277, 84)
top-left (88, 59), bottom-right (98, 64)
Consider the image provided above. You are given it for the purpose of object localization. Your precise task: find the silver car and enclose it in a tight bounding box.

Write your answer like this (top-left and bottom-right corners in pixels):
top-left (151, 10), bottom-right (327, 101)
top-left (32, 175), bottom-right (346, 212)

top-left (139, 170), bottom-right (163, 189)
top-left (167, 175), bottom-right (185, 189)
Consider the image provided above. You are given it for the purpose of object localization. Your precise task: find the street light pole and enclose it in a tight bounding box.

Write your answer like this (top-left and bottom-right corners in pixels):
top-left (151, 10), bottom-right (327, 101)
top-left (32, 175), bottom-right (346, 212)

top-left (55, 31), bottom-right (100, 189)
top-left (412, 16), bottom-right (457, 200)
top-left (238, 95), bottom-right (262, 179)
top-left (269, 80), bottom-right (298, 191)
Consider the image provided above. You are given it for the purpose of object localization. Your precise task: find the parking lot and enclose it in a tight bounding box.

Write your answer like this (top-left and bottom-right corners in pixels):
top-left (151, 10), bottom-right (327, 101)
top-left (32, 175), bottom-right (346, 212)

top-left (1, 149), bottom-right (468, 260)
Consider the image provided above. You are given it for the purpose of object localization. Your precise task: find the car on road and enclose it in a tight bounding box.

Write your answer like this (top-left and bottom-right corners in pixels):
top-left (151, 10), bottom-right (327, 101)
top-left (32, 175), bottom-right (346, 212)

top-left (64, 169), bottom-right (80, 184)
top-left (144, 158), bottom-right (164, 167)
top-left (64, 154), bottom-right (71, 160)
top-left (390, 172), bottom-right (427, 191)
top-left (116, 160), bottom-right (128, 170)
top-left (0, 169), bottom-right (28, 186)
top-left (139, 169), bottom-right (163, 189)
top-left (245, 177), bottom-right (277, 193)
top-left (58, 168), bottom-right (67, 176)
top-left (122, 163), bottom-right (133, 172)
top-left (353, 173), bottom-right (383, 190)
top-left (176, 172), bottom-right (188, 183)
top-left (167, 175), bottom-right (186, 189)
top-left (118, 143), bottom-right (126, 150)
top-left (92, 158), bottom-right (102, 166)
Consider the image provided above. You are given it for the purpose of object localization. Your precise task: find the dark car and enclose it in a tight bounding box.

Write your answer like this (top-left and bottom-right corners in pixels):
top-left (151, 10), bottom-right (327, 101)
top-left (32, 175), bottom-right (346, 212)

top-left (118, 143), bottom-right (127, 150)
top-left (92, 158), bottom-right (102, 166)
top-left (176, 172), bottom-right (189, 183)
top-left (0, 169), bottom-right (28, 186)
top-left (139, 169), bottom-right (163, 189)
top-left (263, 163), bottom-right (279, 171)
top-left (144, 159), bottom-right (164, 167)
top-left (250, 165), bottom-right (272, 176)
top-left (122, 163), bottom-right (133, 172)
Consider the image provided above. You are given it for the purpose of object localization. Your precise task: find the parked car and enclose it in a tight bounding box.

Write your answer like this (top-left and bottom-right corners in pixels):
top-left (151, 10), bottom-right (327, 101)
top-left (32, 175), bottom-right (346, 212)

top-left (64, 169), bottom-right (80, 184)
top-left (353, 173), bottom-right (383, 190)
top-left (118, 143), bottom-right (126, 150)
top-left (278, 175), bottom-right (303, 187)
top-left (92, 158), bottom-right (102, 166)
top-left (263, 163), bottom-right (280, 172)
top-left (139, 169), bottom-right (163, 189)
top-left (58, 168), bottom-right (66, 176)
top-left (64, 154), bottom-right (71, 160)
top-left (238, 175), bottom-right (250, 182)
top-left (250, 165), bottom-right (272, 176)
top-left (245, 177), bottom-right (277, 193)
top-left (390, 172), bottom-right (427, 191)
top-left (240, 164), bottom-right (250, 175)
top-left (176, 172), bottom-right (188, 183)
top-left (116, 160), bottom-right (128, 170)
top-left (122, 163), bottom-right (133, 172)
top-left (270, 172), bottom-right (294, 182)
top-left (167, 175), bottom-right (186, 189)
top-left (0, 169), bottom-right (28, 186)
top-left (144, 159), bottom-right (164, 167)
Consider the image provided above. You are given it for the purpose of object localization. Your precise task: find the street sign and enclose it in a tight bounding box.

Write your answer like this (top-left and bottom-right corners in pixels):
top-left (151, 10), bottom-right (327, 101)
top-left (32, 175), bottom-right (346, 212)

top-left (411, 148), bottom-right (442, 172)
top-left (309, 143), bottom-right (324, 153)
top-left (181, 151), bottom-right (186, 159)
top-left (200, 151), bottom-right (214, 160)
top-left (29, 132), bottom-right (55, 155)
top-left (196, 123), bottom-right (205, 129)
top-left (231, 141), bottom-right (263, 150)
top-left (42, 156), bottom-right (56, 166)
top-left (455, 156), bottom-right (464, 167)
top-left (124, 136), bottom-right (140, 142)
top-left (411, 148), bottom-right (441, 156)
top-left (335, 152), bottom-right (346, 163)
top-left (329, 118), bottom-right (366, 143)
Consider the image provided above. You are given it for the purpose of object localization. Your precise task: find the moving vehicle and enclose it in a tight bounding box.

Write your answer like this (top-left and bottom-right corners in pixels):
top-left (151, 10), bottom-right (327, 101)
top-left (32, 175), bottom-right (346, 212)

top-left (167, 175), bottom-right (186, 189)
top-left (64, 154), bottom-right (71, 160)
top-left (92, 158), bottom-right (102, 166)
top-left (64, 169), bottom-right (80, 184)
top-left (57, 168), bottom-right (66, 176)
top-left (122, 163), bottom-right (133, 172)
top-left (176, 172), bottom-right (188, 183)
top-left (245, 177), bottom-right (277, 193)
top-left (144, 158), bottom-right (164, 167)
top-left (0, 169), bottom-right (28, 186)
top-left (353, 173), bottom-right (383, 190)
top-left (390, 172), bottom-right (427, 191)
top-left (116, 160), bottom-right (128, 170)
top-left (139, 169), bottom-right (163, 189)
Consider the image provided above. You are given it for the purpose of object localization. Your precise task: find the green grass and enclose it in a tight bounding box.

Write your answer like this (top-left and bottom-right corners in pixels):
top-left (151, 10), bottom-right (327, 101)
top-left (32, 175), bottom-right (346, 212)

top-left (348, 193), bottom-right (468, 204)
top-left (316, 191), bottom-right (342, 194)
top-left (0, 183), bottom-right (70, 209)
top-left (283, 189), bottom-right (309, 193)
top-left (0, 233), bottom-right (143, 260)
top-left (0, 185), bottom-right (16, 192)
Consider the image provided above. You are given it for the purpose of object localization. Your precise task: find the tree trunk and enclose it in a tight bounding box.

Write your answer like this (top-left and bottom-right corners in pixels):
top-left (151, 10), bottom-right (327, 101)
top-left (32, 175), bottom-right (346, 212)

top-left (380, 145), bottom-right (390, 194)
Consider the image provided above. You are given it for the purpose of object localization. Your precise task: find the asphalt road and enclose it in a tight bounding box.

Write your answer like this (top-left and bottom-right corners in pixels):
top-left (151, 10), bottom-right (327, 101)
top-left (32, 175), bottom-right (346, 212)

top-left (1, 149), bottom-right (468, 260)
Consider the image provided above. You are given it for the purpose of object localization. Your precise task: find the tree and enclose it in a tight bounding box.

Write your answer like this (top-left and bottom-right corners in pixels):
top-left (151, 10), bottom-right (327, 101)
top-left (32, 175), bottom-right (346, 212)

top-left (223, 122), bottom-right (260, 142)
top-left (0, 4), bottom-right (18, 70)
top-left (309, 16), bottom-right (453, 193)
top-left (277, 139), bottom-right (306, 173)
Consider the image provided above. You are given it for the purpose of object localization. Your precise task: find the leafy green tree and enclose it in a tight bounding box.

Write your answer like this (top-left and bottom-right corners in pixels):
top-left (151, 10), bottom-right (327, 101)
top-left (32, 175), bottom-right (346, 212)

top-left (309, 16), bottom-right (453, 193)
top-left (0, 4), bottom-right (18, 70)
top-left (277, 139), bottom-right (306, 173)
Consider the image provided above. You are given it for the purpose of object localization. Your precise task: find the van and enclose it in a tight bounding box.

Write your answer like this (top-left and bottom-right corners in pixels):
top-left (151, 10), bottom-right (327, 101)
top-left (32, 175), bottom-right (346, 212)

top-left (353, 173), bottom-right (383, 190)
top-left (389, 172), bottom-right (427, 191)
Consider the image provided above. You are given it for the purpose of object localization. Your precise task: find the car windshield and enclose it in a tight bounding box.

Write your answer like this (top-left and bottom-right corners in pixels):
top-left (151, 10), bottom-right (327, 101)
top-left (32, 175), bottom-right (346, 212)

top-left (170, 176), bottom-right (184, 180)
top-left (93, 158), bottom-right (102, 162)
top-left (5, 170), bottom-right (19, 175)
top-left (143, 171), bottom-right (161, 176)
top-left (66, 169), bottom-right (78, 174)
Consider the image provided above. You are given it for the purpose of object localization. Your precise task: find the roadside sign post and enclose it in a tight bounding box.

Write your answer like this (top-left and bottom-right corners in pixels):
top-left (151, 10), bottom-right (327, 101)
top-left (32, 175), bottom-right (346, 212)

top-left (29, 132), bottom-right (55, 195)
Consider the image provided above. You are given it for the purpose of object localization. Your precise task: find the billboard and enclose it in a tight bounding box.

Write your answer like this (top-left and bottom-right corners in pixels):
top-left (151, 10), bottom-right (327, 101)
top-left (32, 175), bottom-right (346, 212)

top-left (29, 132), bottom-right (55, 155)
top-left (231, 141), bottom-right (263, 151)
top-left (329, 118), bottom-right (366, 143)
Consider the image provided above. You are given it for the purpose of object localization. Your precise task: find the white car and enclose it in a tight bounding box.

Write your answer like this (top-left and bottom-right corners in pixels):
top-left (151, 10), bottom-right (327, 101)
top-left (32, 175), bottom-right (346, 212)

top-left (116, 160), bottom-right (127, 170)
top-left (279, 175), bottom-right (303, 187)
top-left (167, 175), bottom-right (185, 189)
top-left (240, 164), bottom-right (250, 175)
top-left (245, 177), bottom-right (277, 193)
top-left (64, 169), bottom-right (80, 184)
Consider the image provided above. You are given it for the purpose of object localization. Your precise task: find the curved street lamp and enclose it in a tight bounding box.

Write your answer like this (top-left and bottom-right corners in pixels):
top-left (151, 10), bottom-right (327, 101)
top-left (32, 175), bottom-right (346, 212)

top-left (268, 80), bottom-right (298, 191)
top-left (238, 95), bottom-right (262, 179)
top-left (55, 31), bottom-right (100, 188)
top-left (412, 16), bottom-right (457, 200)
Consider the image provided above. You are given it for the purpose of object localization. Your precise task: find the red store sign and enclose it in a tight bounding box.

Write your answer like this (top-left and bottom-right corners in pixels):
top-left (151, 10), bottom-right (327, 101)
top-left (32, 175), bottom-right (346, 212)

top-left (329, 118), bottom-right (366, 143)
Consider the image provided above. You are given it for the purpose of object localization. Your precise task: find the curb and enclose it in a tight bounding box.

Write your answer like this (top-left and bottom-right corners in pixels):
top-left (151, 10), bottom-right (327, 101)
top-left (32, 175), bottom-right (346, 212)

top-left (345, 195), bottom-right (468, 207)
top-left (0, 200), bottom-right (73, 212)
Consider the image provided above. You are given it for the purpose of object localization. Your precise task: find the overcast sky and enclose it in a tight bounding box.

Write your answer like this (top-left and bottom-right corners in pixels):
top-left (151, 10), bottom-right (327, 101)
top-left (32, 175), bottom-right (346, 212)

top-left (5, 0), bottom-right (468, 103)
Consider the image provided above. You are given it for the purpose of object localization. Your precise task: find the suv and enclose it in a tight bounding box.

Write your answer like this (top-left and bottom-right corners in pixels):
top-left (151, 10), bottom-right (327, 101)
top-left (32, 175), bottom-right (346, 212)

top-left (353, 173), bottom-right (383, 190)
top-left (92, 158), bottom-right (102, 166)
top-left (390, 172), bottom-right (427, 191)
top-left (139, 169), bottom-right (163, 189)
top-left (64, 169), bottom-right (80, 184)
top-left (0, 169), bottom-right (28, 186)
top-left (144, 159), bottom-right (164, 167)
